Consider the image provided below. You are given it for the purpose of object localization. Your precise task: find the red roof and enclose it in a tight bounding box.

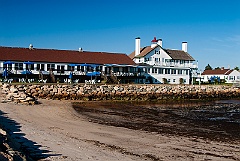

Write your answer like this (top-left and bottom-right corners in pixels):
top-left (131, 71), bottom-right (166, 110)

top-left (0, 46), bottom-right (136, 65)
top-left (202, 69), bottom-right (233, 75)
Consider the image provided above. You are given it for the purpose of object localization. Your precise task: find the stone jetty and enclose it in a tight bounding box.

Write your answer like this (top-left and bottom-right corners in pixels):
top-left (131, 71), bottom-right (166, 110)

top-left (1, 83), bottom-right (240, 104)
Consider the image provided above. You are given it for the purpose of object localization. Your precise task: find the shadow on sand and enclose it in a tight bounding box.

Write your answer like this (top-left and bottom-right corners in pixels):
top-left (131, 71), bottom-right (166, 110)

top-left (0, 110), bottom-right (61, 160)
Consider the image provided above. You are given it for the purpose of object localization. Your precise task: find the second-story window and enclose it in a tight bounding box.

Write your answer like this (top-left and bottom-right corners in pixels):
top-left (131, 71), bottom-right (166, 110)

top-left (15, 63), bottom-right (23, 70)
top-left (47, 64), bottom-right (55, 71)
top-left (26, 64), bottom-right (34, 70)
top-left (37, 64), bottom-right (45, 71)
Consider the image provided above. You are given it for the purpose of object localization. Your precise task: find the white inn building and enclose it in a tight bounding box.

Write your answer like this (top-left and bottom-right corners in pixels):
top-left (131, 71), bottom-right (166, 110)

top-left (129, 37), bottom-right (198, 84)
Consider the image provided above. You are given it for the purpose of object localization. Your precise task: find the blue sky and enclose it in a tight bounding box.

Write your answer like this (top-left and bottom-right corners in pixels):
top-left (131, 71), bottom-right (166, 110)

top-left (0, 0), bottom-right (239, 70)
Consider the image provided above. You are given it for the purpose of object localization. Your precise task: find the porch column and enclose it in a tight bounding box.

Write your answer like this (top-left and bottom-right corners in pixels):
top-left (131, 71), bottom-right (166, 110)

top-left (34, 64), bottom-right (37, 70)
top-left (23, 64), bottom-right (27, 70)
top-left (44, 64), bottom-right (47, 71)
top-left (12, 63), bottom-right (15, 73)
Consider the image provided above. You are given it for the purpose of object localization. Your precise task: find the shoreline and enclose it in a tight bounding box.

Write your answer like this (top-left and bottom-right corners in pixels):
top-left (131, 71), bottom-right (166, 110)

top-left (1, 83), bottom-right (240, 104)
top-left (0, 99), bottom-right (239, 160)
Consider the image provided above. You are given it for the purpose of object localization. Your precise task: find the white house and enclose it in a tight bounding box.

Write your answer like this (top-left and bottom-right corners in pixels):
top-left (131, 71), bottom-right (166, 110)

top-left (129, 37), bottom-right (198, 84)
top-left (201, 68), bottom-right (240, 83)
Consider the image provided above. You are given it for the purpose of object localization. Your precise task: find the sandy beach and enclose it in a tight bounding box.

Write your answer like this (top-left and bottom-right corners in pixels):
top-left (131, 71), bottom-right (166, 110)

top-left (0, 98), bottom-right (239, 160)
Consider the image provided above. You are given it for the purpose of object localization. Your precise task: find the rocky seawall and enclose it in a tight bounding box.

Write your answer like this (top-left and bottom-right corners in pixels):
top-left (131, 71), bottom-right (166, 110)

top-left (1, 83), bottom-right (240, 104)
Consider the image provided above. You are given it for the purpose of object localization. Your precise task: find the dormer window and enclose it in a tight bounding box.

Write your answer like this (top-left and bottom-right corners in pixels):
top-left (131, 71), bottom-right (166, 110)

top-left (155, 50), bottom-right (159, 54)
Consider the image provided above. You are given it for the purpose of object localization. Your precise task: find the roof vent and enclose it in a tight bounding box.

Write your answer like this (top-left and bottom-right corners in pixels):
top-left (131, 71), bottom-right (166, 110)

top-left (29, 44), bottom-right (33, 50)
top-left (79, 47), bottom-right (83, 52)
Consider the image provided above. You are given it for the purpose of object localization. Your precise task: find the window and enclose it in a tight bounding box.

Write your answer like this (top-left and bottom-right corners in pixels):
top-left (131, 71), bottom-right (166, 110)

top-left (113, 67), bottom-right (119, 72)
top-left (173, 79), bottom-right (176, 82)
top-left (57, 65), bottom-right (65, 74)
top-left (171, 69), bottom-right (176, 74)
top-left (47, 64), bottom-right (55, 71)
top-left (37, 64), bottom-right (45, 71)
top-left (3, 64), bottom-right (12, 70)
top-left (147, 68), bottom-right (150, 73)
top-left (15, 63), bottom-right (23, 70)
top-left (130, 67), bottom-right (135, 73)
top-left (67, 65), bottom-right (74, 71)
top-left (158, 68), bottom-right (164, 74)
top-left (77, 66), bottom-right (84, 72)
top-left (165, 69), bottom-right (171, 74)
top-left (178, 70), bottom-right (183, 75)
top-left (26, 64), bottom-right (34, 70)
top-left (152, 68), bottom-right (157, 73)
top-left (186, 70), bottom-right (189, 75)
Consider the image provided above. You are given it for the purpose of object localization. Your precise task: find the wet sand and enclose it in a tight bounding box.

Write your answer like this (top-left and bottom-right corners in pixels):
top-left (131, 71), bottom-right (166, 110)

top-left (0, 99), bottom-right (239, 160)
top-left (73, 100), bottom-right (240, 143)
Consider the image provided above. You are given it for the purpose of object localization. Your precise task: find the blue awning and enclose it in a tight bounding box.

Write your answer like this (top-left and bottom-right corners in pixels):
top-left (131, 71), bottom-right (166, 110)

top-left (68, 64), bottom-right (77, 67)
top-left (24, 61), bottom-right (34, 65)
top-left (21, 70), bottom-right (32, 75)
top-left (86, 71), bottom-right (101, 76)
top-left (3, 61), bottom-right (14, 65)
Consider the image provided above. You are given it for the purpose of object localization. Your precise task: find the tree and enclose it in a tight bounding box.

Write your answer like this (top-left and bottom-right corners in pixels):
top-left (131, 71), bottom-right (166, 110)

top-left (205, 64), bottom-right (212, 70)
top-left (215, 67), bottom-right (220, 70)
top-left (234, 66), bottom-right (239, 71)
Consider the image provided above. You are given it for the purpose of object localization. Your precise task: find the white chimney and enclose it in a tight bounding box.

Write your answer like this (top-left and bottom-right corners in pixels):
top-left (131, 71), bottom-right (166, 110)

top-left (79, 47), bottom-right (83, 52)
top-left (29, 44), bottom-right (33, 50)
top-left (135, 37), bottom-right (140, 56)
top-left (182, 42), bottom-right (187, 52)
top-left (157, 39), bottom-right (162, 47)
top-left (151, 37), bottom-right (158, 48)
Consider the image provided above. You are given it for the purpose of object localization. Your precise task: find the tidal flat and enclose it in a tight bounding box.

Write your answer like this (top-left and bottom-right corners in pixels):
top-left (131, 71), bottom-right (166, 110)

top-left (73, 99), bottom-right (240, 143)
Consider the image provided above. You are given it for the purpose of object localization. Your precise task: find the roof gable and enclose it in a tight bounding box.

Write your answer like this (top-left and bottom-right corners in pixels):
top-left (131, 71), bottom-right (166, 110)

top-left (129, 45), bottom-right (195, 61)
top-left (0, 46), bottom-right (136, 65)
